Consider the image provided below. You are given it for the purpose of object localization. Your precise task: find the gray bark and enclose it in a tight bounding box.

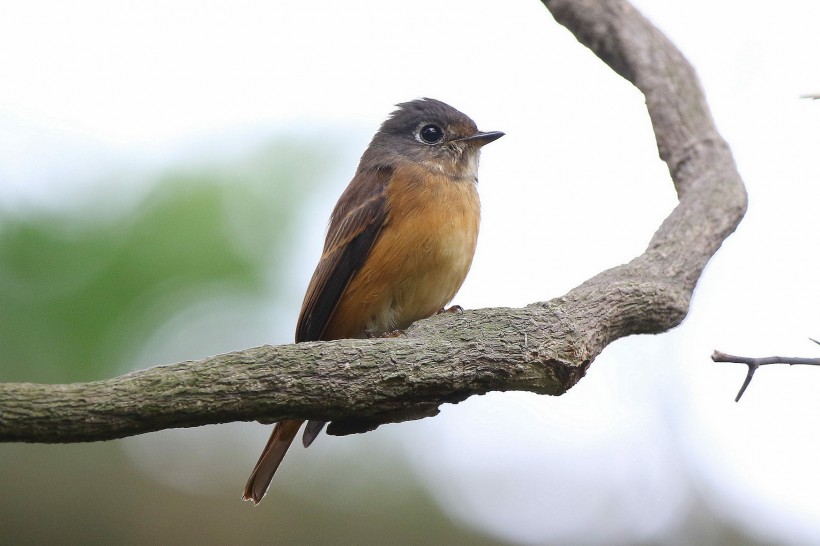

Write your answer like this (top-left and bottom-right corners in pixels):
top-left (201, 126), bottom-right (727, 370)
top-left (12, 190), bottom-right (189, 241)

top-left (0, 0), bottom-right (747, 443)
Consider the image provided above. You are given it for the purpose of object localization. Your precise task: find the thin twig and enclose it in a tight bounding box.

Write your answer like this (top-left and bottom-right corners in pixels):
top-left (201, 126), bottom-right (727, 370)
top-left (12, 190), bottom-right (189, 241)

top-left (711, 349), bottom-right (820, 402)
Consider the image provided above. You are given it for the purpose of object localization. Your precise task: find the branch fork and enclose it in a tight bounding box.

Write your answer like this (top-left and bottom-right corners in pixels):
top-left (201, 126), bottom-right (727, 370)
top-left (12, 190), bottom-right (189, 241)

top-left (712, 342), bottom-right (820, 401)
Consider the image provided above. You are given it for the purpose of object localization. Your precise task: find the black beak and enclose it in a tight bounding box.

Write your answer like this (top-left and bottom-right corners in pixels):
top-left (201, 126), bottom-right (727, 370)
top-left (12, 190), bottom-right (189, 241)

top-left (455, 131), bottom-right (505, 146)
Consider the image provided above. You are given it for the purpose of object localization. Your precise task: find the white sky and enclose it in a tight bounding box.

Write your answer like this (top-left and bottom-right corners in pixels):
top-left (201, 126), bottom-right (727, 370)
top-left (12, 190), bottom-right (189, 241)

top-left (2, 0), bottom-right (820, 544)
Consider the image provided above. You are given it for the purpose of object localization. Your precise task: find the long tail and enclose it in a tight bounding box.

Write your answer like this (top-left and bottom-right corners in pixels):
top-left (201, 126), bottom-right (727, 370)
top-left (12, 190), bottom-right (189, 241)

top-left (243, 419), bottom-right (304, 504)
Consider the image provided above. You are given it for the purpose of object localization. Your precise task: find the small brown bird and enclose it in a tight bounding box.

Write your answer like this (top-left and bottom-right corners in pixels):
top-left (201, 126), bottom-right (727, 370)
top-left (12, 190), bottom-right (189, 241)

top-left (243, 98), bottom-right (503, 504)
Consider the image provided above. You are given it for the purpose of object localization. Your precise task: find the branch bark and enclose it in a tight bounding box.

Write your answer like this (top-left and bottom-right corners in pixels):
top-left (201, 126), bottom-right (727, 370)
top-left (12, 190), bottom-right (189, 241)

top-left (0, 0), bottom-right (747, 444)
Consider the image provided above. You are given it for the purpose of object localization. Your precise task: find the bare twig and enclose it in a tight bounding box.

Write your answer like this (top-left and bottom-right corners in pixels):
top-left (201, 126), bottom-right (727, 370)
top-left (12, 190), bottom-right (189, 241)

top-left (712, 349), bottom-right (820, 402)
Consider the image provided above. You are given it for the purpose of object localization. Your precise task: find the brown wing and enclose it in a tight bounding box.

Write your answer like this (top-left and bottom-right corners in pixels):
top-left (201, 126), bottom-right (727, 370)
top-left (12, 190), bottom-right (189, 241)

top-left (295, 166), bottom-right (392, 342)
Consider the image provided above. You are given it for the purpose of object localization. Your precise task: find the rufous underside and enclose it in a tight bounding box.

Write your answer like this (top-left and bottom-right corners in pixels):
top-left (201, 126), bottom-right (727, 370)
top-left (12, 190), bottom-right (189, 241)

top-left (299, 161), bottom-right (480, 341)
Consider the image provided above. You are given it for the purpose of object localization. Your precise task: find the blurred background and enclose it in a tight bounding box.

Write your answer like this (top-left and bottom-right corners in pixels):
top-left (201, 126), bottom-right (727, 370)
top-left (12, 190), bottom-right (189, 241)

top-left (1, 1), bottom-right (819, 544)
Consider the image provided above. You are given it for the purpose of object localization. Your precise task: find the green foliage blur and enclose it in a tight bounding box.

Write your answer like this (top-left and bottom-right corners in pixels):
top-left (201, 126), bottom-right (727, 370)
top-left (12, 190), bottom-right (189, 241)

top-left (0, 140), bottom-right (323, 383)
top-left (0, 138), bottom-right (499, 545)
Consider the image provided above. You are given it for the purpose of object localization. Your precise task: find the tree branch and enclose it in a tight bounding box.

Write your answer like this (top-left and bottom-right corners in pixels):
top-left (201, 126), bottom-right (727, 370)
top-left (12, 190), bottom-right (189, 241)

top-left (0, 0), bottom-right (747, 444)
top-left (712, 349), bottom-right (820, 402)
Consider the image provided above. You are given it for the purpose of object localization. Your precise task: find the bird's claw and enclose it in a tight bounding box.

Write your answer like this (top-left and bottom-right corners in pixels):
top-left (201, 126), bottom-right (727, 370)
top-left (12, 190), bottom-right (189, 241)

top-left (364, 329), bottom-right (407, 338)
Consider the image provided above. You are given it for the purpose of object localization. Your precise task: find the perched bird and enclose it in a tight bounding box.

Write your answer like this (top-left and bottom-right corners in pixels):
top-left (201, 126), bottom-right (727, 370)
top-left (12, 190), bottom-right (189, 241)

top-left (243, 98), bottom-right (503, 504)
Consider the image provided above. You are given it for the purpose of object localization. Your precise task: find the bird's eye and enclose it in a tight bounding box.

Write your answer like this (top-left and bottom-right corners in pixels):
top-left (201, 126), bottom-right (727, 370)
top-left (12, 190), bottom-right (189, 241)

top-left (419, 124), bottom-right (444, 144)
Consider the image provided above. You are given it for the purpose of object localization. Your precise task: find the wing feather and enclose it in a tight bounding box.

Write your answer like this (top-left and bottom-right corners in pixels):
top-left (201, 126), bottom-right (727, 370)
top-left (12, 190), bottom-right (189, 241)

top-left (295, 166), bottom-right (392, 342)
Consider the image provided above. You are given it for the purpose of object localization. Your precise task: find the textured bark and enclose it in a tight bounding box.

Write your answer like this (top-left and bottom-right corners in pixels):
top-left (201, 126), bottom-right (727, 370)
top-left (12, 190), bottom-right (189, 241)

top-left (0, 0), bottom-right (746, 443)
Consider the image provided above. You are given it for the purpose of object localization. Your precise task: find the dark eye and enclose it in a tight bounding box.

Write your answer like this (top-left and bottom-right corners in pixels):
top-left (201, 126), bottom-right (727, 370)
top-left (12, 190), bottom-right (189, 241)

top-left (419, 124), bottom-right (444, 144)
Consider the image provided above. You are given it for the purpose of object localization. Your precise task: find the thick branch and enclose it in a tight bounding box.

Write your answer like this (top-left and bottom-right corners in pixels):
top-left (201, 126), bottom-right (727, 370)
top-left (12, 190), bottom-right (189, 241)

top-left (0, 0), bottom-right (747, 443)
top-left (0, 308), bottom-right (585, 442)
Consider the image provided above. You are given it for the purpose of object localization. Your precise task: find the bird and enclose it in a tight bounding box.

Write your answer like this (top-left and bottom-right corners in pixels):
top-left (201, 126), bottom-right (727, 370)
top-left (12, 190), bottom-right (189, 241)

top-left (243, 98), bottom-right (503, 504)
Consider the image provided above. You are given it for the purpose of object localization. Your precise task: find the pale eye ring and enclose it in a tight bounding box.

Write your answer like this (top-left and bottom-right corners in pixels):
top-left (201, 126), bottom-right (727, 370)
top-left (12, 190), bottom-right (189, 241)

top-left (418, 124), bottom-right (444, 144)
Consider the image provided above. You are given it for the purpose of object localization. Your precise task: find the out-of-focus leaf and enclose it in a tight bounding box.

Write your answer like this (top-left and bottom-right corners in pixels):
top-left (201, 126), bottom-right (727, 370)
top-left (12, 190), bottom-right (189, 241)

top-left (0, 138), bottom-right (333, 382)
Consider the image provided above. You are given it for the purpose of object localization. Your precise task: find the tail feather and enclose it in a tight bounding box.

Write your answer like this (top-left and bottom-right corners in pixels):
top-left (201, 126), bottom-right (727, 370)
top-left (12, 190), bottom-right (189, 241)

top-left (243, 419), bottom-right (304, 504)
top-left (302, 420), bottom-right (326, 448)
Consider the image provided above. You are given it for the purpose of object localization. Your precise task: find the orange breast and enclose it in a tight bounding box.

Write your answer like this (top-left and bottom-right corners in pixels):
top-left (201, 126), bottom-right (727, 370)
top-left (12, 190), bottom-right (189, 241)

top-left (323, 165), bottom-right (480, 338)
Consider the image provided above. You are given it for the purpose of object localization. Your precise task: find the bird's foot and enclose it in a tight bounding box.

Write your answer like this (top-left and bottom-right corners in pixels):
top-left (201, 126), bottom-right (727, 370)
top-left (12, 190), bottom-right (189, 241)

top-left (364, 329), bottom-right (407, 338)
top-left (437, 305), bottom-right (463, 314)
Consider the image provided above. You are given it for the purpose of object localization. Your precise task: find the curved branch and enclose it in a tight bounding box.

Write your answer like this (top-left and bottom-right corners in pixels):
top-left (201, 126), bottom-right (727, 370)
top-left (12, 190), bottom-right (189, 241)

top-left (0, 0), bottom-right (746, 443)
